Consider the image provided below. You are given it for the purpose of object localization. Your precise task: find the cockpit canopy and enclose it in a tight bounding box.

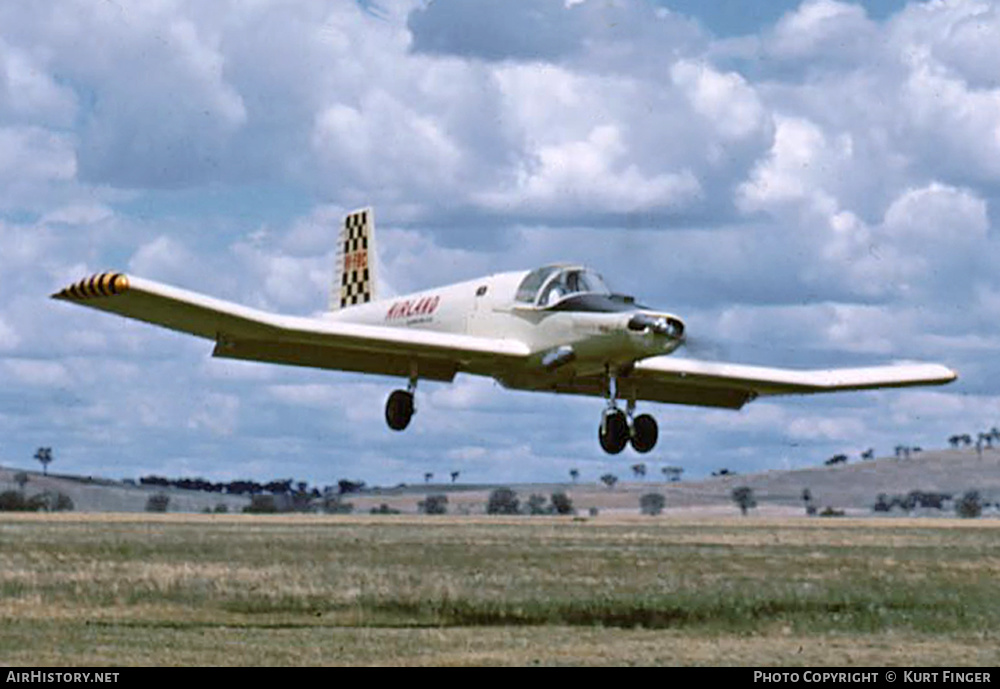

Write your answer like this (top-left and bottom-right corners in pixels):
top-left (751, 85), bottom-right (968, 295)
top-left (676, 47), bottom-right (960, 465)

top-left (515, 265), bottom-right (612, 308)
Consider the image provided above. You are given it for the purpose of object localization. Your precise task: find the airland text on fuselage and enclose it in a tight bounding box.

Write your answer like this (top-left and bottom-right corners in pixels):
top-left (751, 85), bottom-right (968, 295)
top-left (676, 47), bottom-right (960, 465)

top-left (385, 295), bottom-right (441, 322)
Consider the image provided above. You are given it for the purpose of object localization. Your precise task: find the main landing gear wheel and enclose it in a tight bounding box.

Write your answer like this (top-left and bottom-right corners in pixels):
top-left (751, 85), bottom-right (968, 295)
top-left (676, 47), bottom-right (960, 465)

top-left (630, 413), bottom-right (658, 454)
top-left (385, 389), bottom-right (414, 431)
top-left (599, 409), bottom-right (630, 455)
top-left (597, 368), bottom-right (659, 455)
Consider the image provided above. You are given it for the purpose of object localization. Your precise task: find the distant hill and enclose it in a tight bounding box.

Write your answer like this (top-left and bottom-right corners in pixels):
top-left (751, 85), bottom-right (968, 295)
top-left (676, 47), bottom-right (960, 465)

top-left (2, 447), bottom-right (997, 516)
top-left (0, 467), bottom-right (251, 513)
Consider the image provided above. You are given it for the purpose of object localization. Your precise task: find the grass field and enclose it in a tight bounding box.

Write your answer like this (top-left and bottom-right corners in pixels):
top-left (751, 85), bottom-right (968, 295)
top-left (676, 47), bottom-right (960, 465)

top-left (1, 513), bottom-right (998, 666)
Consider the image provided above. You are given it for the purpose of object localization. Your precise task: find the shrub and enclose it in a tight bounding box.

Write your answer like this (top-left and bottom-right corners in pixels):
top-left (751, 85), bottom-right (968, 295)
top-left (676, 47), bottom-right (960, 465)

top-left (487, 487), bottom-right (520, 515)
top-left (956, 491), bottom-right (983, 519)
top-left (243, 495), bottom-right (277, 513)
top-left (527, 494), bottom-right (548, 515)
top-left (550, 492), bottom-right (574, 515)
top-left (0, 490), bottom-right (29, 511)
top-left (370, 503), bottom-right (401, 515)
top-left (321, 494), bottom-right (354, 514)
top-left (27, 491), bottom-right (74, 512)
top-left (639, 493), bottom-right (666, 516)
top-left (145, 493), bottom-right (170, 513)
top-left (213, 503), bottom-right (229, 514)
top-left (418, 494), bottom-right (448, 515)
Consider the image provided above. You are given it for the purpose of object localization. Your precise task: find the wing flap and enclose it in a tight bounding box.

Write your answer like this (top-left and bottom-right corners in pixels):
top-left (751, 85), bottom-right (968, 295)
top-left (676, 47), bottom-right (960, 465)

top-left (53, 273), bottom-right (529, 373)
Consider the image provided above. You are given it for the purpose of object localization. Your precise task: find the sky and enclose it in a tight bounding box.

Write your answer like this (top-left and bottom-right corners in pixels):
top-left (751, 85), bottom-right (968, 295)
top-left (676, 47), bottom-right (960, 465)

top-left (2, 0), bottom-right (1000, 489)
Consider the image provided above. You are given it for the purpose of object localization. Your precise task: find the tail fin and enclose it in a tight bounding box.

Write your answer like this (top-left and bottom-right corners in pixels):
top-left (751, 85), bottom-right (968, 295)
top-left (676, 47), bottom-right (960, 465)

top-left (331, 207), bottom-right (377, 311)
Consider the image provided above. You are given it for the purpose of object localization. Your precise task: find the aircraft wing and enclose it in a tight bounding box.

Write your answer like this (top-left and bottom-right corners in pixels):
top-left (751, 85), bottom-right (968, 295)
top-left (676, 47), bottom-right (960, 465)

top-left (52, 273), bottom-right (530, 382)
top-left (620, 356), bottom-right (958, 409)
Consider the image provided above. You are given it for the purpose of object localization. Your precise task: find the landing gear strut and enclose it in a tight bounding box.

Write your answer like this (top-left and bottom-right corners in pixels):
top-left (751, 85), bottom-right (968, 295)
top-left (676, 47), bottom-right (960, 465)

top-left (597, 372), bottom-right (659, 454)
top-left (385, 373), bottom-right (417, 431)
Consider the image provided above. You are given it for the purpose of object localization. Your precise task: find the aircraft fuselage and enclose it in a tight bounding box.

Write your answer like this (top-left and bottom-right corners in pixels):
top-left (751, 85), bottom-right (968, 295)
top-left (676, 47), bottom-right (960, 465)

top-left (325, 268), bottom-right (686, 381)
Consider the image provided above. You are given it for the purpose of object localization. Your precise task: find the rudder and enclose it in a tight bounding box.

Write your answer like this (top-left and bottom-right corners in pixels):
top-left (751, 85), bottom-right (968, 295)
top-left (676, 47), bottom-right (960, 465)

top-left (331, 207), bottom-right (377, 310)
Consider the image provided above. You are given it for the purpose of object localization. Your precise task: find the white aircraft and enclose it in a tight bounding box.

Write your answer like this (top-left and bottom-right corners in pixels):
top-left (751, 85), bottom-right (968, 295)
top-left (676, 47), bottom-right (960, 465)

top-left (53, 208), bottom-right (957, 455)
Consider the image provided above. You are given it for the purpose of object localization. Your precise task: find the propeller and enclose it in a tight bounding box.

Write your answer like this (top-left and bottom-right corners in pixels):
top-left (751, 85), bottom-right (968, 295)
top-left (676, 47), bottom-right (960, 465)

top-left (675, 334), bottom-right (730, 360)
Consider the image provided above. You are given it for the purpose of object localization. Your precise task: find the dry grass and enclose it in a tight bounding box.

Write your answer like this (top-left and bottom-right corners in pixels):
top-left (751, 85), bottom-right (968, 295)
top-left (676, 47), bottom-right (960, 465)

top-left (1, 513), bottom-right (998, 666)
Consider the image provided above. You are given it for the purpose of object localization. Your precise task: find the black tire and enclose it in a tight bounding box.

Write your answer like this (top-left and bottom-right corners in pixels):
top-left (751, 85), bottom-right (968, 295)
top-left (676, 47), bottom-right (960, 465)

top-left (630, 413), bottom-right (658, 453)
top-left (599, 409), bottom-right (629, 455)
top-left (385, 390), bottom-right (414, 431)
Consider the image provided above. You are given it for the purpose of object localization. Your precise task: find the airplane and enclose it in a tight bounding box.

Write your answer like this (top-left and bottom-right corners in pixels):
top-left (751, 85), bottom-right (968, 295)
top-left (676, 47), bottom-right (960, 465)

top-left (52, 207), bottom-right (958, 455)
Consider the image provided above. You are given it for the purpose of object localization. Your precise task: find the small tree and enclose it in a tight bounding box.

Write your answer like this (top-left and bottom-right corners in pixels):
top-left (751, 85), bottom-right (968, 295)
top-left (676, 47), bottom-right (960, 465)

top-left (600, 473), bottom-right (618, 490)
top-left (0, 491), bottom-right (29, 511)
top-left (550, 491), bottom-right (574, 515)
top-left (802, 488), bottom-right (816, 516)
top-left (639, 493), bottom-right (666, 516)
top-left (450, 471), bottom-right (460, 483)
top-left (731, 486), bottom-right (756, 516)
top-left (34, 447), bottom-right (53, 475)
top-left (527, 494), bottom-right (548, 515)
top-left (569, 468), bottom-right (579, 483)
top-left (662, 466), bottom-right (683, 482)
top-left (418, 494), bottom-right (448, 515)
top-left (487, 487), bottom-right (520, 515)
top-left (13, 472), bottom-right (28, 491)
top-left (631, 463), bottom-right (647, 479)
top-left (873, 493), bottom-right (892, 512)
top-left (145, 493), bottom-right (170, 513)
top-left (955, 491), bottom-right (983, 519)
top-left (28, 491), bottom-right (74, 512)
top-left (424, 472), bottom-right (433, 484)
top-left (321, 494), bottom-right (354, 514)
top-left (337, 479), bottom-right (365, 495)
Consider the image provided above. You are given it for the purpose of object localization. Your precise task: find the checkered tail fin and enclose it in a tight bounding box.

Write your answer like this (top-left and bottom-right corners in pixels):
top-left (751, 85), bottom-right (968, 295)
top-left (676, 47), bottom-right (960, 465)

top-left (330, 207), bottom-right (377, 311)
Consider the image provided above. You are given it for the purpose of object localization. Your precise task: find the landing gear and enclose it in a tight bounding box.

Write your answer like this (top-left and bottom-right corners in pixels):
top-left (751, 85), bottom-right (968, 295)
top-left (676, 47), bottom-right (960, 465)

top-left (385, 373), bottom-right (418, 431)
top-left (599, 409), bottom-right (630, 454)
top-left (597, 370), bottom-right (659, 454)
top-left (385, 390), bottom-right (414, 431)
top-left (629, 413), bottom-right (658, 454)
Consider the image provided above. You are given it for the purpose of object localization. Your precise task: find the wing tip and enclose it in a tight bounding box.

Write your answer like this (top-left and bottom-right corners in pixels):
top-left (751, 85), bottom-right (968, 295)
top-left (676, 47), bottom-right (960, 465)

top-left (51, 272), bottom-right (130, 301)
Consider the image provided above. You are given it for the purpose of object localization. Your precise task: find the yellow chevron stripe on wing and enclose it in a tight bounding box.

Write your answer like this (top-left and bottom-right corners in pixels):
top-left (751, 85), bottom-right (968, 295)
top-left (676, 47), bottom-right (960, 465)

top-left (52, 272), bottom-right (130, 301)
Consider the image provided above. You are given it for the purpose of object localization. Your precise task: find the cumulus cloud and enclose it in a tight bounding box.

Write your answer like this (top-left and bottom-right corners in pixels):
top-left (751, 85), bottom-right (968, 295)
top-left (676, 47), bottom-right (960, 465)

top-left (767, 0), bottom-right (877, 62)
top-left (476, 124), bottom-right (702, 215)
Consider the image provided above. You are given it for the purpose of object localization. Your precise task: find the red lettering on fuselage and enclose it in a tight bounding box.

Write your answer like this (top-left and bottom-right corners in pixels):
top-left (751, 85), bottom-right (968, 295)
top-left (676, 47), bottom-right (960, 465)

top-left (385, 295), bottom-right (441, 321)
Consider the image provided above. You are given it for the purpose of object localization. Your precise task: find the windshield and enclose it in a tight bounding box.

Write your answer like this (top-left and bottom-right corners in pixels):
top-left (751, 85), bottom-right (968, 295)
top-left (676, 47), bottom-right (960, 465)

top-left (516, 266), bottom-right (611, 307)
top-left (514, 266), bottom-right (563, 303)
